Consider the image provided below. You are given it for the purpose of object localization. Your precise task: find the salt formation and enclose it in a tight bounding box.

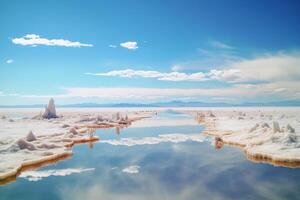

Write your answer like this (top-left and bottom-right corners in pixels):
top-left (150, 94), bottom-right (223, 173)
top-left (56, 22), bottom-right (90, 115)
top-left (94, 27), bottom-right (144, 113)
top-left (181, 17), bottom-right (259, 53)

top-left (26, 131), bottom-right (37, 142)
top-left (287, 124), bottom-right (295, 133)
top-left (69, 127), bottom-right (78, 135)
top-left (273, 121), bottom-right (281, 133)
top-left (16, 139), bottom-right (36, 151)
top-left (194, 108), bottom-right (300, 167)
top-left (42, 98), bottom-right (58, 119)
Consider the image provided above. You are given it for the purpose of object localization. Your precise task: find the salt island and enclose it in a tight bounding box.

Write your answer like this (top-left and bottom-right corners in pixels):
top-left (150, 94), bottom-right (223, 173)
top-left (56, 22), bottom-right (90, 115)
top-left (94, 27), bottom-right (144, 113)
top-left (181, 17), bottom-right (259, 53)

top-left (192, 108), bottom-right (300, 167)
top-left (0, 98), bottom-right (155, 184)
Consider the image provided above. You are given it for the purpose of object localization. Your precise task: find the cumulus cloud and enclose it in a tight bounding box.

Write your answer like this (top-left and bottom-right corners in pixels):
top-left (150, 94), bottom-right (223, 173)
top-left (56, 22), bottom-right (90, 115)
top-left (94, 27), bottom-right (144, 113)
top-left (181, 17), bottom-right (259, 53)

top-left (12, 34), bottom-right (93, 47)
top-left (120, 41), bottom-right (138, 50)
top-left (6, 59), bottom-right (14, 64)
top-left (109, 44), bottom-right (117, 48)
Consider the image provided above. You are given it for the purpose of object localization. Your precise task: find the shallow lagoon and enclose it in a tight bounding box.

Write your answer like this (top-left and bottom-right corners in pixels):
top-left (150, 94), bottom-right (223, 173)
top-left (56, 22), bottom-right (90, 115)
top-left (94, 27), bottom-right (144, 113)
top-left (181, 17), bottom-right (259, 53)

top-left (1, 111), bottom-right (300, 200)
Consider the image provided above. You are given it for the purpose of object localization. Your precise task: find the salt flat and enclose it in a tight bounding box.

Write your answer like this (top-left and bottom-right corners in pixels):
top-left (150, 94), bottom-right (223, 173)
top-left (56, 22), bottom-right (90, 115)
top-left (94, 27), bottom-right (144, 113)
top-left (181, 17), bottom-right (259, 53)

top-left (0, 101), bottom-right (155, 182)
top-left (190, 107), bottom-right (300, 167)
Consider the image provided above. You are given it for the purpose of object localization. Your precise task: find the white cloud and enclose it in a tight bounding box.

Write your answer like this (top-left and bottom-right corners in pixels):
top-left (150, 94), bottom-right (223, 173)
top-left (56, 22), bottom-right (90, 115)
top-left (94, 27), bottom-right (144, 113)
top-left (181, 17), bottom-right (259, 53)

top-left (19, 168), bottom-right (95, 181)
top-left (208, 69), bottom-right (241, 82)
top-left (120, 41), bottom-right (138, 50)
top-left (87, 52), bottom-right (300, 84)
top-left (122, 165), bottom-right (140, 174)
top-left (109, 44), bottom-right (117, 48)
top-left (210, 40), bottom-right (233, 49)
top-left (86, 69), bottom-right (207, 82)
top-left (12, 34), bottom-right (93, 47)
top-left (3, 52), bottom-right (299, 103)
top-left (215, 52), bottom-right (300, 83)
top-left (6, 59), bottom-right (14, 64)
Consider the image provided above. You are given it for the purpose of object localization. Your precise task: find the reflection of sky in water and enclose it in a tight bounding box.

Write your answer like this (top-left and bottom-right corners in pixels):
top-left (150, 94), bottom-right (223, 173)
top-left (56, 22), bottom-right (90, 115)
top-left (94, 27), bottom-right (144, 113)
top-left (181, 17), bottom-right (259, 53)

top-left (1, 111), bottom-right (300, 200)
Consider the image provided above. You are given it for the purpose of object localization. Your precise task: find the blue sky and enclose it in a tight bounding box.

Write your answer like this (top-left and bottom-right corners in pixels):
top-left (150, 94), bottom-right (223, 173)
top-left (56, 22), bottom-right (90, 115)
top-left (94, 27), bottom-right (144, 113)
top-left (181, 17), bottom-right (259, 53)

top-left (1, 0), bottom-right (300, 105)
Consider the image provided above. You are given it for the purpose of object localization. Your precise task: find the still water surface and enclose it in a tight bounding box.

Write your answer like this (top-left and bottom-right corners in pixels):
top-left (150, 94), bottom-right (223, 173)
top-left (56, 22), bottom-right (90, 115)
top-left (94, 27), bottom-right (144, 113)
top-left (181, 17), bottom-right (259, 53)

top-left (1, 111), bottom-right (300, 200)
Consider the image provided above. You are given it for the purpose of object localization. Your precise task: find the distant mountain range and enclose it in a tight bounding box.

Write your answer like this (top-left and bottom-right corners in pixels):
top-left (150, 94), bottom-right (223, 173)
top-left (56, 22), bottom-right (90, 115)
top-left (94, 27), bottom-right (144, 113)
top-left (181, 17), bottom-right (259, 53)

top-left (0, 100), bottom-right (300, 108)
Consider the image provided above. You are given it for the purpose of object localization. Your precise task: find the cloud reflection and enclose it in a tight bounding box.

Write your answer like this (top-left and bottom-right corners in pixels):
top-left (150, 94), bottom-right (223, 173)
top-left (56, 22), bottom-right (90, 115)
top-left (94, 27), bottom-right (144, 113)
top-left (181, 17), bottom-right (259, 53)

top-left (99, 133), bottom-right (209, 146)
top-left (122, 165), bottom-right (140, 174)
top-left (19, 168), bottom-right (95, 181)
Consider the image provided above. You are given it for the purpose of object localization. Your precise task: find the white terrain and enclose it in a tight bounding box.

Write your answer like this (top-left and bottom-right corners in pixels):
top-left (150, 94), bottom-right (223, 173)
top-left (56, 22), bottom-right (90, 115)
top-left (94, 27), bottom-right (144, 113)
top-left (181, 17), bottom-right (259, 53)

top-left (0, 99), bottom-right (154, 184)
top-left (191, 107), bottom-right (300, 167)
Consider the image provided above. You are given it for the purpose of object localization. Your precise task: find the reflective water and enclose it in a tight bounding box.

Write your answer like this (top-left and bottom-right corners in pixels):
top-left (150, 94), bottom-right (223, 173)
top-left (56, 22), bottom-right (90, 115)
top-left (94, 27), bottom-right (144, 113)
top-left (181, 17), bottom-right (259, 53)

top-left (1, 111), bottom-right (300, 200)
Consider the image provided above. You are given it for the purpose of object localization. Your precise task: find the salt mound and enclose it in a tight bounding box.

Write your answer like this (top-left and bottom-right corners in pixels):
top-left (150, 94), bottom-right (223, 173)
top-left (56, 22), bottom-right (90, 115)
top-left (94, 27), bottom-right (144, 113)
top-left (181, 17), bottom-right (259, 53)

top-left (69, 127), bottom-right (78, 135)
top-left (198, 108), bottom-right (300, 167)
top-left (37, 143), bottom-right (59, 149)
top-left (208, 112), bottom-right (215, 118)
top-left (287, 124), bottom-right (295, 133)
top-left (26, 131), bottom-right (37, 142)
top-left (42, 98), bottom-right (58, 119)
top-left (16, 139), bottom-right (36, 151)
top-left (249, 123), bottom-right (259, 133)
top-left (61, 124), bottom-right (70, 128)
top-left (273, 121), bottom-right (281, 133)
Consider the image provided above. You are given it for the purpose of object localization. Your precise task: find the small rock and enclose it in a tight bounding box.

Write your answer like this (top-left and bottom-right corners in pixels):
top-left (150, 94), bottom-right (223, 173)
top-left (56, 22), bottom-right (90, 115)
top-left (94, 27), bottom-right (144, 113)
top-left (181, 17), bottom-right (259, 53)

top-left (215, 136), bottom-right (224, 149)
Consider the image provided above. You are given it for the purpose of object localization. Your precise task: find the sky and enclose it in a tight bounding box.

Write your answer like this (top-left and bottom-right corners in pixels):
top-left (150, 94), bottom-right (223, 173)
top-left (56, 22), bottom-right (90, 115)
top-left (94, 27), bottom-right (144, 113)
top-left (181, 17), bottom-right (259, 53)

top-left (1, 0), bottom-right (300, 105)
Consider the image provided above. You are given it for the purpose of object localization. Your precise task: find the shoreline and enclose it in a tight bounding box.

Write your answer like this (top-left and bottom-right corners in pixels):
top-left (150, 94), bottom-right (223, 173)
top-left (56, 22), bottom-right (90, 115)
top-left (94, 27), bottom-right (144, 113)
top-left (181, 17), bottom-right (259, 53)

top-left (0, 152), bottom-right (72, 185)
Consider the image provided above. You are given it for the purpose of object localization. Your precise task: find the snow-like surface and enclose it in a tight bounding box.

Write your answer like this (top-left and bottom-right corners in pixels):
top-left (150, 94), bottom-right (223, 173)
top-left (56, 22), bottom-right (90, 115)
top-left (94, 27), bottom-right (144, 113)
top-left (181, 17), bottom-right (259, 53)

top-left (0, 106), bottom-right (156, 181)
top-left (192, 107), bottom-right (300, 165)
